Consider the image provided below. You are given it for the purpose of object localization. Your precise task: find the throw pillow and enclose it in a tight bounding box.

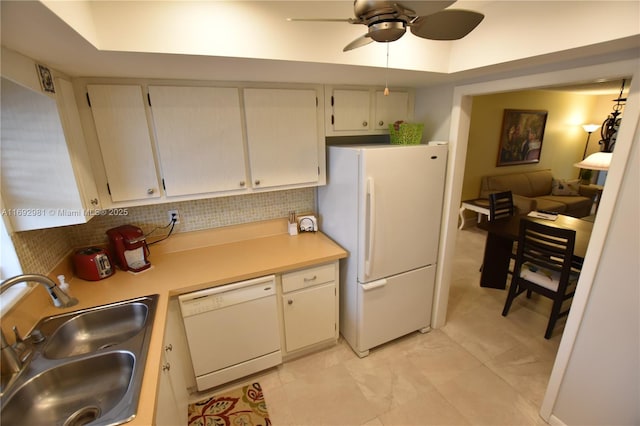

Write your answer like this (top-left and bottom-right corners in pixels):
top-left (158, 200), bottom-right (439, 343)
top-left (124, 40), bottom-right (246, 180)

top-left (551, 178), bottom-right (581, 196)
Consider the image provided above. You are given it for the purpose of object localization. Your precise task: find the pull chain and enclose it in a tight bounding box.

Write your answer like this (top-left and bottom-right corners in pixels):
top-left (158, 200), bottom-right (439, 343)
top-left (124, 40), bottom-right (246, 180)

top-left (384, 43), bottom-right (390, 96)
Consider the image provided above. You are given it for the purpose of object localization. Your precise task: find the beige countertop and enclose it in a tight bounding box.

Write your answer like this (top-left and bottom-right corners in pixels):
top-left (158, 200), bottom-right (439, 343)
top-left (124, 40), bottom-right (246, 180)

top-left (2, 219), bottom-right (347, 425)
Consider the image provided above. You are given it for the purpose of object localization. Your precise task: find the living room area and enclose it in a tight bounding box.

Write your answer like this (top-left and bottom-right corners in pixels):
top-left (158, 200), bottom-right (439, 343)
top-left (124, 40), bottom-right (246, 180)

top-left (458, 79), bottom-right (629, 227)
top-left (461, 79), bottom-right (630, 228)
top-left (455, 78), bottom-right (630, 324)
top-left (445, 75), bottom-right (636, 424)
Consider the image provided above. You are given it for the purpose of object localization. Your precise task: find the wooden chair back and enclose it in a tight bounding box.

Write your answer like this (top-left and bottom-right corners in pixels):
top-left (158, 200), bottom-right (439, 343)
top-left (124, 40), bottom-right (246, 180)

top-left (489, 191), bottom-right (514, 222)
top-left (502, 220), bottom-right (578, 339)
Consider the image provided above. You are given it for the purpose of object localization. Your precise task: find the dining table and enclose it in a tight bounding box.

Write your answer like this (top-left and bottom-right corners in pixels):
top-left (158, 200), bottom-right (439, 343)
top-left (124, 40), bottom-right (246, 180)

top-left (479, 213), bottom-right (594, 289)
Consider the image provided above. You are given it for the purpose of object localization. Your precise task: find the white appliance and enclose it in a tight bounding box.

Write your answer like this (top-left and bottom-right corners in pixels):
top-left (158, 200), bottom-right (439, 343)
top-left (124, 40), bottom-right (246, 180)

top-left (318, 144), bottom-right (447, 357)
top-left (178, 275), bottom-right (282, 390)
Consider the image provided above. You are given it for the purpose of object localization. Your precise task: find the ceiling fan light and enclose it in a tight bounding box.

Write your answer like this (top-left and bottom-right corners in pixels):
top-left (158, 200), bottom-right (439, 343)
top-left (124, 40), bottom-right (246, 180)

top-left (368, 21), bottom-right (406, 42)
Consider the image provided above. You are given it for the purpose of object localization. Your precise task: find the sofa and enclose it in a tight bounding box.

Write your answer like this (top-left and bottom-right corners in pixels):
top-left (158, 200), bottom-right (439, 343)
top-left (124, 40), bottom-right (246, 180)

top-left (479, 169), bottom-right (598, 218)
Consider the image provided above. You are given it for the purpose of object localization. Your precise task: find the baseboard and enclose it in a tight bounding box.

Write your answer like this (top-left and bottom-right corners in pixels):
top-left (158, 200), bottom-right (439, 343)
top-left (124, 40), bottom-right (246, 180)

top-left (547, 414), bottom-right (568, 426)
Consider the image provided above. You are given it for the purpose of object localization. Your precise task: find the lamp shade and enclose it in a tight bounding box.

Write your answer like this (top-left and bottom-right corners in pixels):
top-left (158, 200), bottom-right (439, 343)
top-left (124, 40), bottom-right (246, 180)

top-left (574, 151), bottom-right (612, 170)
top-left (582, 124), bottom-right (600, 133)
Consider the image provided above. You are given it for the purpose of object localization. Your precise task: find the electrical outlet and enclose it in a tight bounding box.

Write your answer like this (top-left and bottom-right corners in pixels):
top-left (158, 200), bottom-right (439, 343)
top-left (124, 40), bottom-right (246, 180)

top-left (168, 209), bottom-right (180, 224)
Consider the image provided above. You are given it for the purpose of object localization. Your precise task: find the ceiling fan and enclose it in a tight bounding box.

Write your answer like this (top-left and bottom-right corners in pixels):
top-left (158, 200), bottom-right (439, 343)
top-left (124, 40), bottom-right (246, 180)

top-left (288, 1), bottom-right (485, 52)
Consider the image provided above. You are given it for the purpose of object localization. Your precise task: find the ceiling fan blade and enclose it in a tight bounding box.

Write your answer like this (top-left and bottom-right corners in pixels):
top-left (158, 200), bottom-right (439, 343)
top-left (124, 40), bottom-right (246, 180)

top-left (286, 18), bottom-right (354, 23)
top-left (343, 34), bottom-right (373, 52)
top-left (397, 1), bottom-right (456, 17)
top-left (410, 9), bottom-right (484, 40)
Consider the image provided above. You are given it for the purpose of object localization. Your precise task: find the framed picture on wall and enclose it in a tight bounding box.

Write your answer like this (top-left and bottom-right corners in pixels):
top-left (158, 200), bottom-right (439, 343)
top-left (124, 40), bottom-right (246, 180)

top-left (497, 109), bottom-right (547, 166)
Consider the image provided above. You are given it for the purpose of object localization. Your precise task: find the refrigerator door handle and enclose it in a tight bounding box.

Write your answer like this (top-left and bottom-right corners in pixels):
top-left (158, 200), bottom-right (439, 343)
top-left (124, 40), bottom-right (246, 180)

top-left (365, 176), bottom-right (376, 278)
top-left (361, 279), bottom-right (387, 291)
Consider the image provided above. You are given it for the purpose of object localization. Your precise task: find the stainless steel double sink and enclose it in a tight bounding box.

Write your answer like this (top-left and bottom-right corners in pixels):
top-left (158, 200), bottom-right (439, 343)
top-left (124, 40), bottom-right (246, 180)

top-left (0, 294), bottom-right (158, 426)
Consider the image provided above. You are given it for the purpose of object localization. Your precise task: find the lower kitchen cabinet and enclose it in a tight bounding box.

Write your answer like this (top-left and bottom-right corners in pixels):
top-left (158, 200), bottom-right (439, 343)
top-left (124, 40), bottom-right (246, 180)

top-left (155, 299), bottom-right (192, 426)
top-left (163, 261), bottom-right (339, 399)
top-left (281, 262), bottom-right (338, 354)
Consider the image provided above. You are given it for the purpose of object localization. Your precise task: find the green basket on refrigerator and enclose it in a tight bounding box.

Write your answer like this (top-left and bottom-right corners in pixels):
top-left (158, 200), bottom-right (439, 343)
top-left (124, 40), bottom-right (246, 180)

top-left (389, 123), bottom-right (424, 145)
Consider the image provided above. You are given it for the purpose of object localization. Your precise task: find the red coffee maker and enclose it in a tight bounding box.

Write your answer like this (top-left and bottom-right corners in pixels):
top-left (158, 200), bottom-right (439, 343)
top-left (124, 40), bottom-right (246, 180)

top-left (106, 225), bottom-right (151, 272)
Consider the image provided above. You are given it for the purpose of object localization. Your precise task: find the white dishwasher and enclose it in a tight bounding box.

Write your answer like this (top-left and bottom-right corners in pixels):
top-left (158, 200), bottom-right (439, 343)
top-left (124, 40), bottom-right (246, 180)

top-left (178, 275), bottom-right (282, 391)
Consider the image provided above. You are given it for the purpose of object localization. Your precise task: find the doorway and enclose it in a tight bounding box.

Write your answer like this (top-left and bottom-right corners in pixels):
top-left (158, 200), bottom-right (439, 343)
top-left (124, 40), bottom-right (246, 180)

top-left (431, 58), bottom-right (639, 422)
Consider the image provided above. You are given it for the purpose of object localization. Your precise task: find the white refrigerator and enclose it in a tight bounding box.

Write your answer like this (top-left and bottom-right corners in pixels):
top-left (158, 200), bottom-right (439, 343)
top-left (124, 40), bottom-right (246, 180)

top-left (318, 144), bottom-right (447, 357)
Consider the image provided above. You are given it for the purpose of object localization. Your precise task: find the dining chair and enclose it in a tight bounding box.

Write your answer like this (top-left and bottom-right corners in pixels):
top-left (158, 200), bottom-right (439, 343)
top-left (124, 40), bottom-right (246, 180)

top-left (479, 190), bottom-right (516, 272)
top-left (502, 220), bottom-right (579, 339)
top-left (488, 190), bottom-right (514, 222)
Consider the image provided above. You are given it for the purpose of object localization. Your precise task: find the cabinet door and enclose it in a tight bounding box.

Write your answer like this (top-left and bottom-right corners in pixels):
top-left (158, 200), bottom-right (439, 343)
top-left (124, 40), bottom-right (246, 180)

top-left (1, 77), bottom-right (88, 231)
top-left (55, 78), bottom-right (101, 211)
top-left (155, 299), bottom-right (190, 425)
top-left (331, 89), bottom-right (370, 131)
top-left (244, 88), bottom-right (319, 189)
top-left (149, 86), bottom-right (247, 196)
top-left (282, 282), bottom-right (336, 352)
top-left (87, 85), bottom-right (160, 202)
top-left (374, 90), bottom-right (410, 130)
top-left (155, 352), bottom-right (181, 426)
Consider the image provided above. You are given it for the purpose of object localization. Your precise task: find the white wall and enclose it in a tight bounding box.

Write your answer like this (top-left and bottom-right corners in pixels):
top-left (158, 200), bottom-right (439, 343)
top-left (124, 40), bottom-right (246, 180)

top-left (414, 84), bottom-right (454, 143)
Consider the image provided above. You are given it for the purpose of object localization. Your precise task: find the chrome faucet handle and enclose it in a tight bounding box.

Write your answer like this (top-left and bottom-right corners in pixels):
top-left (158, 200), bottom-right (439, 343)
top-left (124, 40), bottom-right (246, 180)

top-left (12, 326), bottom-right (24, 344)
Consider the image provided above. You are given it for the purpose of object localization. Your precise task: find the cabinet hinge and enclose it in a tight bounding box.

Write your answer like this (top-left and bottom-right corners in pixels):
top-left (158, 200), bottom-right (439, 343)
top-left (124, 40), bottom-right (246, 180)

top-left (86, 93), bottom-right (91, 107)
top-left (318, 166), bottom-right (320, 176)
top-left (331, 95), bottom-right (334, 107)
top-left (162, 179), bottom-right (166, 190)
top-left (316, 97), bottom-right (318, 107)
top-left (106, 183), bottom-right (111, 195)
top-left (147, 93), bottom-right (152, 107)
top-left (331, 115), bottom-right (334, 125)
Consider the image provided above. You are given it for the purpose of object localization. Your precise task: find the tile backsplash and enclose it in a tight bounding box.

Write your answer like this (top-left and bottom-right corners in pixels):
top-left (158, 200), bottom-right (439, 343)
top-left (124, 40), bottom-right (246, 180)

top-left (12, 188), bottom-right (316, 275)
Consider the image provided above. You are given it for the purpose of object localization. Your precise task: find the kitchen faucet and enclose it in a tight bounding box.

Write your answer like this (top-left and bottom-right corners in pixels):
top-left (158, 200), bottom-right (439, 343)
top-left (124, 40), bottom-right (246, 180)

top-left (1, 274), bottom-right (78, 377)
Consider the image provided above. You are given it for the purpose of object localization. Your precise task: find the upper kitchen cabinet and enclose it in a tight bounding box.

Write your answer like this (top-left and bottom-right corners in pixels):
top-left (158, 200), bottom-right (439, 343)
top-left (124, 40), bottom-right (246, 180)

top-left (77, 80), bottom-right (326, 207)
top-left (328, 88), bottom-right (371, 132)
top-left (148, 85), bottom-right (247, 197)
top-left (373, 90), bottom-right (411, 130)
top-left (1, 49), bottom-right (100, 231)
top-left (86, 84), bottom-right (161, 203)
top-left (324, 86), bottom-right (414, 136)
top-left (243, 87), bottom-right (325, 189)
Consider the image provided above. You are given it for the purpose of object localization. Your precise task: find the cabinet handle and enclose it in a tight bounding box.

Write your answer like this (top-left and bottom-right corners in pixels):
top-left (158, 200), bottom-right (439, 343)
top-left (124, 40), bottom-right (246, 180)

top-left (162, 362), bottom-right (171, 371)
top-left (379, 121), bottom-right (384, 126)
top-left (240, 181), bottom-right (246, 187)
top-left (164, 344), bottom-right (173, 352)
top-left (90, 198), bottom-right (99, 206)
top-left (303, 275), bottom-right (317, 282)
top-left (255, 180), bottom-right (261, 186)
top-left (147, 188), bottom-right (155, 195)
top-left (287, 299), bottom-right (293, 305)
top-left (362, 121), bottom-right (368, 127)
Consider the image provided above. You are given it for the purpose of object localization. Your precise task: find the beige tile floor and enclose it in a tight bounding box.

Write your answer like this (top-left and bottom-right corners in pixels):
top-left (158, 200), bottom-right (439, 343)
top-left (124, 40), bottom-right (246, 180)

top-left (192, 227), bottom-right (562, 425)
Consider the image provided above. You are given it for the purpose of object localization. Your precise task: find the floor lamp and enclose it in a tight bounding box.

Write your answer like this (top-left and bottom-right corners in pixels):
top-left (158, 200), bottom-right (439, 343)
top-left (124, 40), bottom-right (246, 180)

top-left (578, 124), bottom-right (600, 179)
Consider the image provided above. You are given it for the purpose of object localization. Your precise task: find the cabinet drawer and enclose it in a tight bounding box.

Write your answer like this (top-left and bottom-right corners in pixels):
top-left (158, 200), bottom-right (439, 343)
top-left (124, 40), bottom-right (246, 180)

top-left (282, 263), bottom-right (335, 293)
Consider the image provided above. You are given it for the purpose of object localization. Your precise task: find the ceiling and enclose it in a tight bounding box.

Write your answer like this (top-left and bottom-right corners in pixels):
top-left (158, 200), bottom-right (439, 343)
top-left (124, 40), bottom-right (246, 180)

top-left (1, 1), bottom-right (638, 91)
